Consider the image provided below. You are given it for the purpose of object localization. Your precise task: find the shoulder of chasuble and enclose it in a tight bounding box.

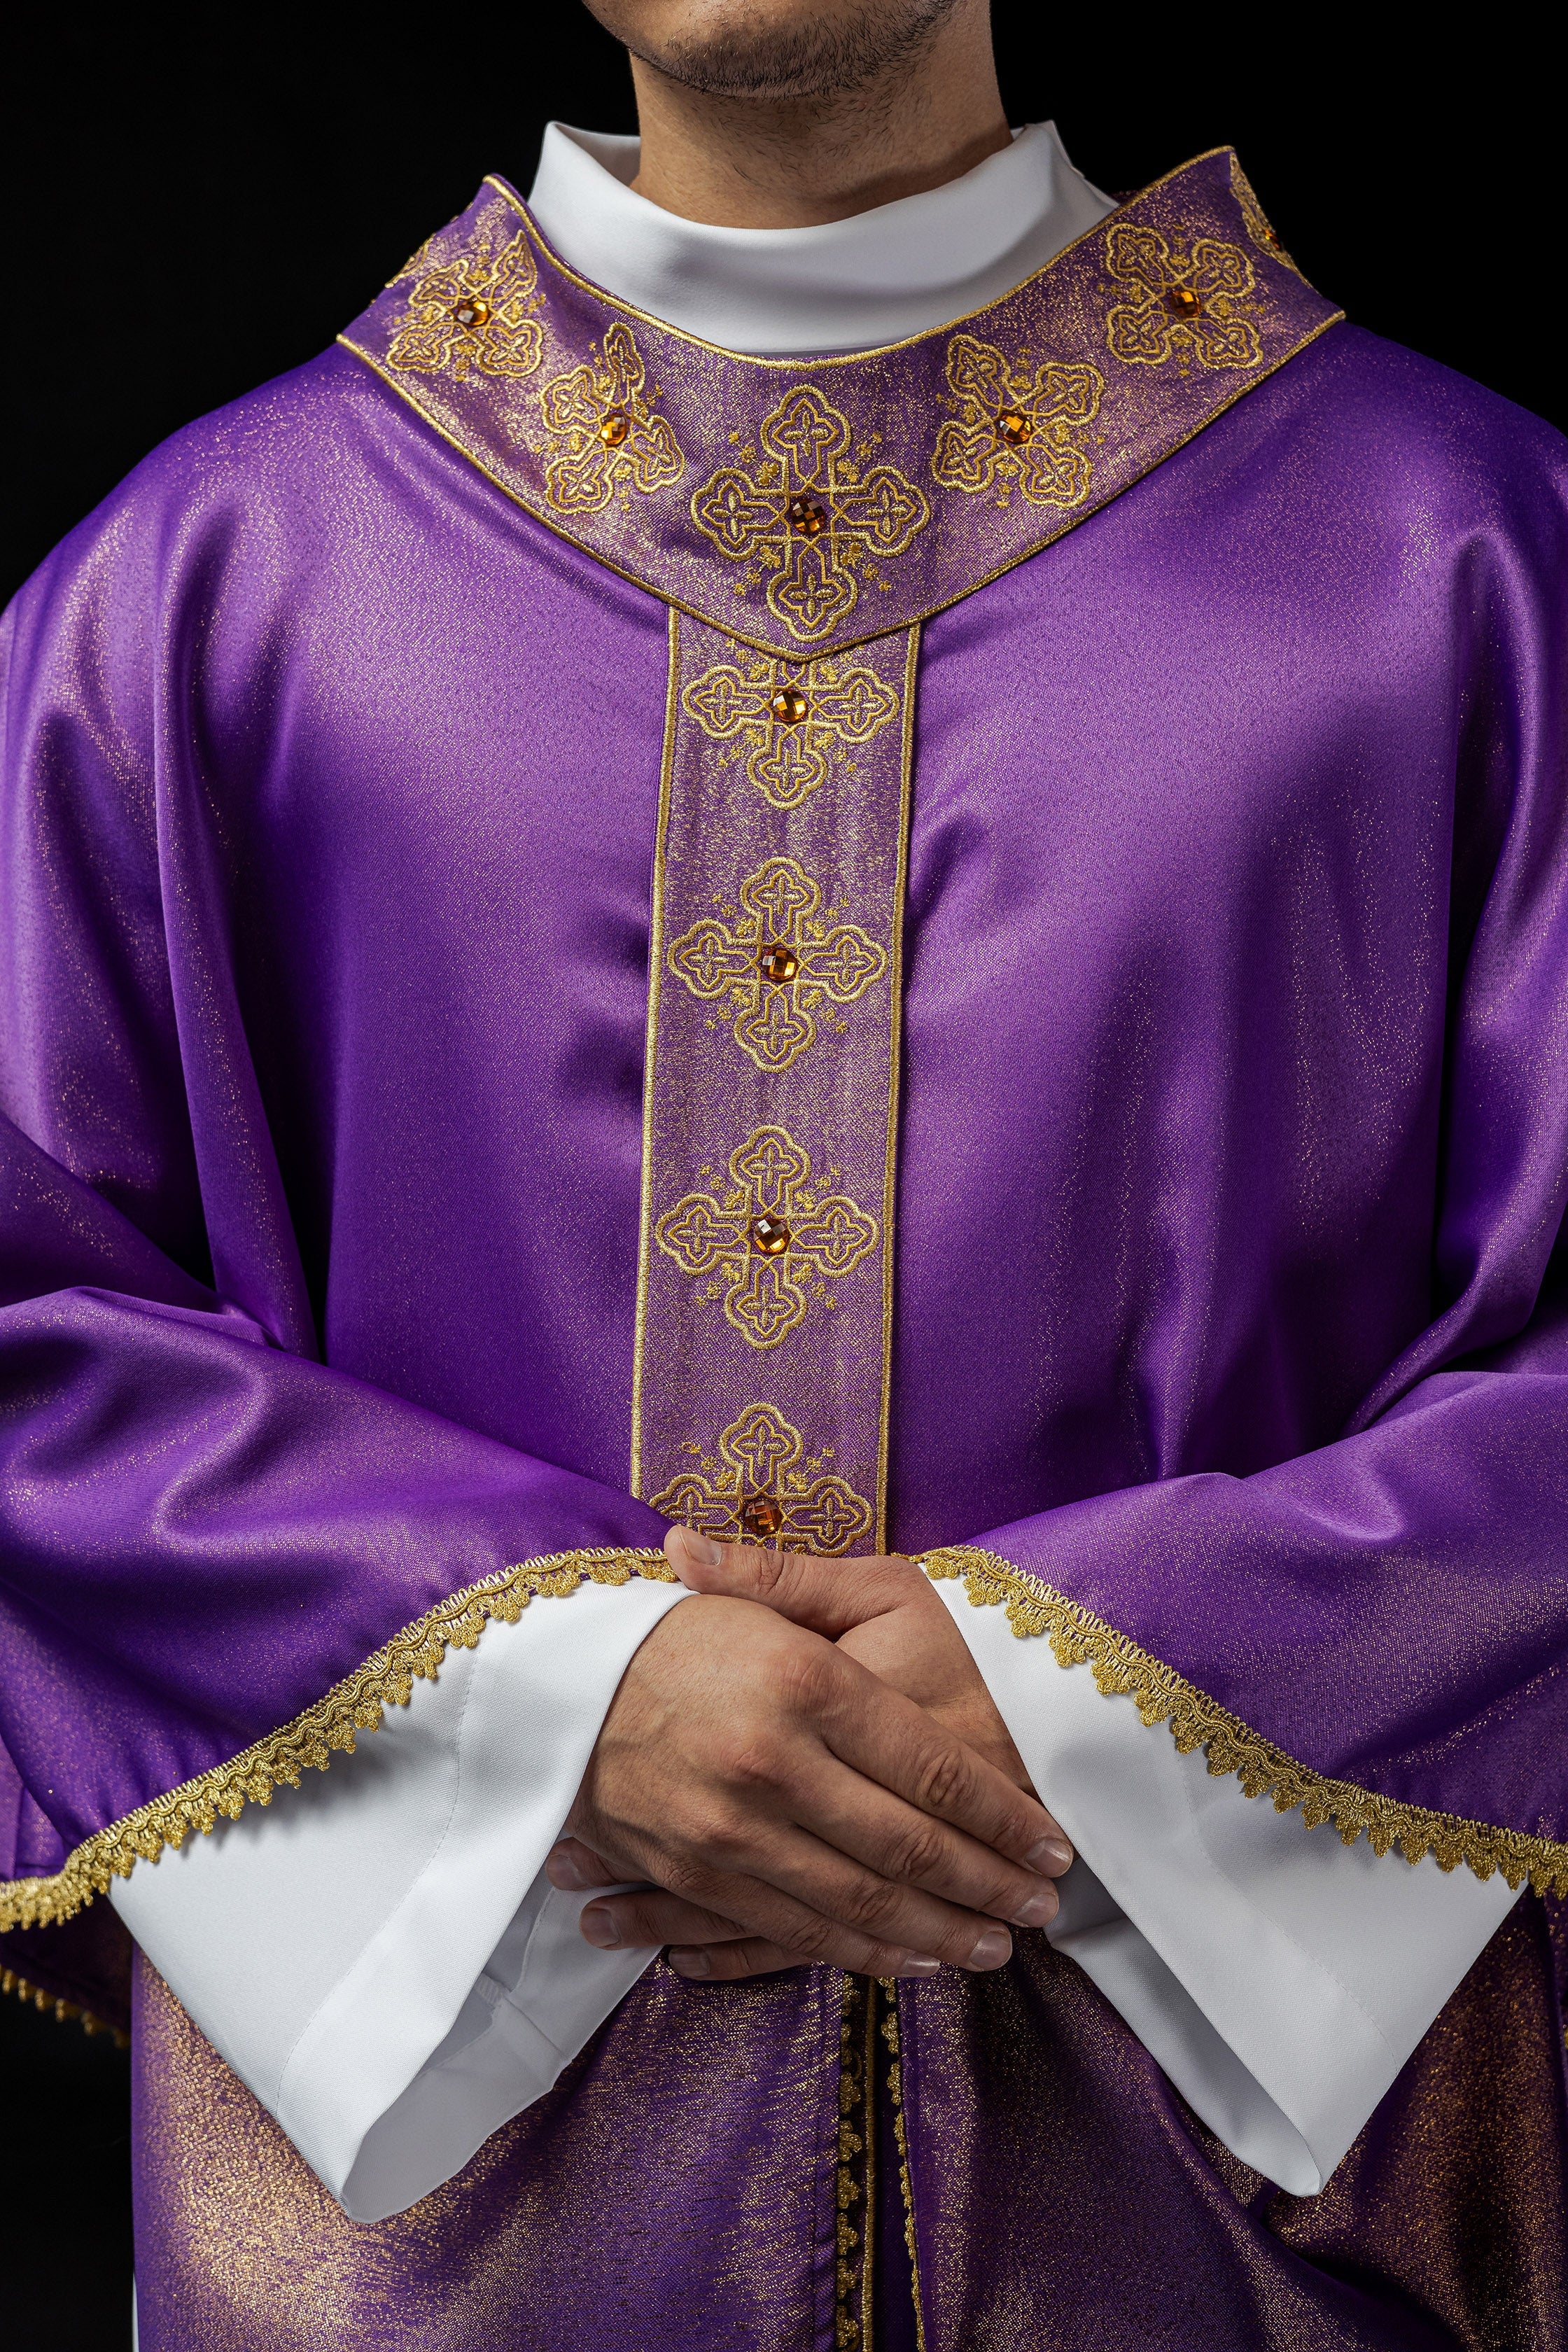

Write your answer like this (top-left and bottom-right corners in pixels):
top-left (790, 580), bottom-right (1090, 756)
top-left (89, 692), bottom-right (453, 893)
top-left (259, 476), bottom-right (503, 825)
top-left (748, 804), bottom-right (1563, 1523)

top-left (340, 148), bottom-right (1341, 657)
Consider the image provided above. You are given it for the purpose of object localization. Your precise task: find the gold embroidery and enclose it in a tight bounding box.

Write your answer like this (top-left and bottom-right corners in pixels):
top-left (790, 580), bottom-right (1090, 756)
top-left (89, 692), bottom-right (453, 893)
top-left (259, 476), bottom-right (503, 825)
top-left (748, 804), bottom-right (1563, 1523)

top-left (877, 1986), bottom-right (927, 2350)
top-left (682, 652), bottom-right (900, 810)
top-left (920, 1546), bottom-right (1568, 1896)
top-left (667, 856), bottom-right (887, 1072)
top-left (655, 1124), bottom-right (878, 1348)
top-left (1231, 153), bottom-right (1304, 278)
top-left (835, 1975), bottom-right (874, 2351)
top-left (386, 230), bottom-right (542, 380)
top-left (538, 321), bottom-right (685, 514)
top-left (1105, 224), bottom-right (1262, 370)
top-left (650, 1403), bottom-right (873, 1554)
top-left (932, 334), bottom-right (1103, 509)
top-left (0, 1966), bottom-right (129, 2047)
top-left (692, 384), bottom-right (930, 641)
top-left (0, 1547), bottom-right (674, 1931)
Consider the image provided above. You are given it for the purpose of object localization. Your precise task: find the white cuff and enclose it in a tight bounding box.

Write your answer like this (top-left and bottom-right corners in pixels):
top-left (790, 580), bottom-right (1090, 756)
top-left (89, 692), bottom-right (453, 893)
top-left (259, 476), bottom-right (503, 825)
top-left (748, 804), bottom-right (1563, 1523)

top-left (113, 1572), bottom-right (692, 2220)
top-left (937, 1576), bottom-right (1518, 2192)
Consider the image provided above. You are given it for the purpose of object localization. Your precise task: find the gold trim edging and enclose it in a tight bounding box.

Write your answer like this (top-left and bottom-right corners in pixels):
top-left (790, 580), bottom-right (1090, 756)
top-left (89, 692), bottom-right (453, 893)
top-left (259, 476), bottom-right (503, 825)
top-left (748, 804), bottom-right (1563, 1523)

top-left (0, 1548), bottom-right (674, 1933)
top-left (919, 1545), bottom-right (1568, 1896)
top-left (1, 1966), bottom-right (130, 2047)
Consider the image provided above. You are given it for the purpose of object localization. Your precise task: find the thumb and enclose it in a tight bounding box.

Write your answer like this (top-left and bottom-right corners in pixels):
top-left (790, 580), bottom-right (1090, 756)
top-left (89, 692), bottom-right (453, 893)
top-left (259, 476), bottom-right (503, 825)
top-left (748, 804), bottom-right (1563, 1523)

top-left (663, 1522), bottom-right (916, 1637)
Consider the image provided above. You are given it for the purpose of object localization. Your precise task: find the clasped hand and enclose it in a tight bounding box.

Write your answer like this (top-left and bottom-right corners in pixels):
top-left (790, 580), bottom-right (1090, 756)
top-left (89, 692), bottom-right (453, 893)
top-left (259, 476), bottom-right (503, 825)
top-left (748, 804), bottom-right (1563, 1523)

top-left (547, 1529), bottom-right (1072, 1981)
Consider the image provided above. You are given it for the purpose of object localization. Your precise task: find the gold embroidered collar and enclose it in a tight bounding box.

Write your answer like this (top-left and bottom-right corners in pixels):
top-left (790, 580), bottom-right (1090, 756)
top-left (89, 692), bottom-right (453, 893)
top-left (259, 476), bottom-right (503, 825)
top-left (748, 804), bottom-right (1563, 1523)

top-left (341, 148), bottom-right (1341, 660)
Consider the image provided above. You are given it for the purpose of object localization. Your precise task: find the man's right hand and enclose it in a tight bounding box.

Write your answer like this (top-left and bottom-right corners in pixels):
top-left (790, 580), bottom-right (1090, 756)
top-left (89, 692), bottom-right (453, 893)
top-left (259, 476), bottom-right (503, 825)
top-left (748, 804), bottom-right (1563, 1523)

top-left (558, 1591), bottom-right (1067, 1979)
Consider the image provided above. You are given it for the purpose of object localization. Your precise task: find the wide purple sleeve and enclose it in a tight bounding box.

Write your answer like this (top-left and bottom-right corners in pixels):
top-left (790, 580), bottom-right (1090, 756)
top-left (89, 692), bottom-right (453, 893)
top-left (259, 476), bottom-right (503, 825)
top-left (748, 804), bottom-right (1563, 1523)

top-left (0, 473), bottom-right (668, 1929)
top-left (932, 514), bottom-right (1568, 1887)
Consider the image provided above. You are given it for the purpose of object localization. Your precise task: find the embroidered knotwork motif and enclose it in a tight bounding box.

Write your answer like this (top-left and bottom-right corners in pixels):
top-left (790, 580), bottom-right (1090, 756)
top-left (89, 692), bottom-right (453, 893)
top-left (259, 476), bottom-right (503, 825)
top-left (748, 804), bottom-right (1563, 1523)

top-left (1231, 153), bottom-right (1305, 279)
top-left (649, 1402), bottom-right (874, 1554)
top-left (681, 652), bottom-right (899, 810)
top-left (655, 1124), bottom-right (878, 1349)
top-left (386, 230), bottom-right (542, 381)
top-left (1105, 225), bottom-right (1262, 370)
top-left (667, 856), bottom-right (887, 1072)
top-left (932, 333), bottom-right (1104, 509)
top-left (538, 321), bottom-right (685, 514)
top-left (691, 384), bottom-right (930, 642)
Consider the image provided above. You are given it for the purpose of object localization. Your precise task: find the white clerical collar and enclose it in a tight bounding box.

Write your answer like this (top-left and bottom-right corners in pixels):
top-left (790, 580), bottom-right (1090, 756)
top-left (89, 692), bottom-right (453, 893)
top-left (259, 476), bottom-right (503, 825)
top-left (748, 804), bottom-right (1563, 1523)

top-left (526, 118), bottom-right (1114, 355)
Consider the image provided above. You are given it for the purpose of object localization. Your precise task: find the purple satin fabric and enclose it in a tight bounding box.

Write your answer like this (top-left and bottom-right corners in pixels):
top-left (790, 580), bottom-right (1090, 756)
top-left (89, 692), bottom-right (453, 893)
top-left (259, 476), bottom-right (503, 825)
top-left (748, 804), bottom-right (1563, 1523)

top-left (1, 318), bottom-right (1566, 1896)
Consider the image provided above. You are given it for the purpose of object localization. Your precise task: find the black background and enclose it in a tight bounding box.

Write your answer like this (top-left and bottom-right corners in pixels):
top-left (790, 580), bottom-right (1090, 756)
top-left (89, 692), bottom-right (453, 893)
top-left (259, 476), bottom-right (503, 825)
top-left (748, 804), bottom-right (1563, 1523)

top-left (0, 7), bottom-right (1560, 2345)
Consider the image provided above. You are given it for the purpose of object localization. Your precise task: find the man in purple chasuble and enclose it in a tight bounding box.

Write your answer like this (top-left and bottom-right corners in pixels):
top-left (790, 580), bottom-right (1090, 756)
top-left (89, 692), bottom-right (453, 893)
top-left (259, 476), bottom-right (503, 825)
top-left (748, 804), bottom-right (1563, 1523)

top-left (4, 0), bottom-right (1568, 2342)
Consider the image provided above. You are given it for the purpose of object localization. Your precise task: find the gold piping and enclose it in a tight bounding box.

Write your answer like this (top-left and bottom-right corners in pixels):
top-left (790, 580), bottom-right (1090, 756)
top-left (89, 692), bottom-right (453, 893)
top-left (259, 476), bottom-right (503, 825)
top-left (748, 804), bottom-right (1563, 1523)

top-left (340, 310), bottom-right (1344, 669)
top-left (485, 146), bottom-right (1274, 371)
top-left (0, 1547), bottom-right (675, 1933)
top-left (878, 1983), bottom-right (927, 2351)
top-left (920, 1544), bottom-right (1568, 1896)
top-left (629, 606), bottom-right (682, 1498)
top-left (874, 625), bottom-right (920, 1552)
top-left (1, 1966), bottom-right (130, 2047)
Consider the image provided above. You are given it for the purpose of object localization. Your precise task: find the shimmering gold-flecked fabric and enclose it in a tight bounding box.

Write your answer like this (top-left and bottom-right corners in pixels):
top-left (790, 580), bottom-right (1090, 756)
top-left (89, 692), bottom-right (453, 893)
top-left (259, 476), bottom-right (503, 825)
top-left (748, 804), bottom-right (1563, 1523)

top-left (632, 614), bottom-right (916, 1547)
top-left (132, 1952), bottom-right (843, 2350)
top-left (895, 1899), bottom-right (1567, 2351)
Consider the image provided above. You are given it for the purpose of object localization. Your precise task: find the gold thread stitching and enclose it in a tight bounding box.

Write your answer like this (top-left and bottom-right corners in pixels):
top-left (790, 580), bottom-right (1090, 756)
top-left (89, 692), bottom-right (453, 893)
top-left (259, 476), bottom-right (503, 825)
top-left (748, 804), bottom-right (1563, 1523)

top-left (653, 1123), bottom-right (878, 1350)
top-left (874, 626), bottom-right (919, 1554)
top-left (690, 384), bottom-right (930, 642)
top-left (931, 334), bottom-right (1103, 510)
top-left (835, 1975), bottom-right (872, 2349)
top-left (337, 309), bottom-right (1345, 665)
top-left (1105, 223), bottom-right (1262, 370)
top-left (0, 1966), bottom-right (130, 2048)
top-left (386, 227), bottom-right (542, 381)
top-left (681, 652), bottom-right (899, 811)
top-left (538, 319), bottom-right (684, 514)
top-left (666, 855), bottom-right (886, 1073)
top-left (877, 1985), bottom-right (927, 2352)
top-left (0, 1547), bottom-right (675, 1932)
top-left (629, 607), bottom-right (682, 1500)
top-left (649, 1404), bottom-right (872, 1555)
top-left (920, 1546), bottom-right (1568, 1895)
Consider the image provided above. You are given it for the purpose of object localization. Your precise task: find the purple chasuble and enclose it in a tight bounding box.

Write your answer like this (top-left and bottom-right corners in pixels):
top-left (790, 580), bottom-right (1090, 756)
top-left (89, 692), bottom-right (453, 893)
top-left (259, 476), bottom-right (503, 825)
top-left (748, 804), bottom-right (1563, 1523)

top-left (3, 149), bottom-right (1567, 2346)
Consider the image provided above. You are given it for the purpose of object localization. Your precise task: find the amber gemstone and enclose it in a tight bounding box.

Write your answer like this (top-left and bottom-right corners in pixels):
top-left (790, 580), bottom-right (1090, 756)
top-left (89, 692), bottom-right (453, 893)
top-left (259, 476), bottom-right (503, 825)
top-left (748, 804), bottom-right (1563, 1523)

top-left (769, 685), bottom-right (810, 726)
top-left (740, 1494), bottom-right (785, 1539)
top-left (451, 297), bottom-right (492, 328)
top-left (786, 496), bottom-right (828, 538)
top-left (995, 407), bottom-right (1034, 446)
top-left (749, 1213), bottom-right (791, 1255)
top-left (759, 942), bottom-right (799, 986)
top-left (1166, 286), bottom-right (1202, 318)
top-left (598, 410), bottom-right (631, 447)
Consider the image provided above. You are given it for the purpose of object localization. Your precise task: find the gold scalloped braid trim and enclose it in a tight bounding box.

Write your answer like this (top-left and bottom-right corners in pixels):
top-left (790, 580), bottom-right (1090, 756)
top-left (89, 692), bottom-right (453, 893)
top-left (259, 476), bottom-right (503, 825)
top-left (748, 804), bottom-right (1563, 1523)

top-left (918, 1546), bottom-right (1568, 1898)
top-left (0, 1547), bottom-right (675, 1933)
top-left (1, 1964), bottom-right (130, 2048)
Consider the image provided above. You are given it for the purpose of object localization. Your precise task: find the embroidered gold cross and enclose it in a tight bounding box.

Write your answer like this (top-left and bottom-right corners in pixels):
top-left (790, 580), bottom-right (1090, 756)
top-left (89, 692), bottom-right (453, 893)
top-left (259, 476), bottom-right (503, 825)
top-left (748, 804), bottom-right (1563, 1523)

top-left (388, 230), bottom-right (542, 381)
top-left (539, 321), bottom-right (685, 514)
top-left (1105, 225), bottom-right (1261, 370)
top-left (655, 1125), bottom-right (878, 1349)
top-left (682, 652), bottom-right (899, 809)
top-left (691, 384), bottom-right (930, 641)
top-left (648, 1402), bottom-right (873, 1554)
top-left (667, 857), bottom-right (887, 1072)
top-left (932, 334), bottom-right (1103, 509)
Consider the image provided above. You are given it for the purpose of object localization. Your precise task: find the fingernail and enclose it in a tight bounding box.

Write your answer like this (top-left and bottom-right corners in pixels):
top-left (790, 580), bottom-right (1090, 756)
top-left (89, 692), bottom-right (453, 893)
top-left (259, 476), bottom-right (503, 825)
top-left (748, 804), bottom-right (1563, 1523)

top-left (680, 1527), bottom-right (723, 1568)
top-left (668, 1947), bottom-right (712, 1978)
top-left (547, 1844), bottom-right (592, 1890)
top-left (896, 1956), bottom-right (941, 1976)
top-left (580, 1905), bottom-right (621, 1949)
top-left (1027, 1837), bottom-right (1074, 1874)
top-left (967, 1926), bottom-right (1012, 1969)
top-left (1010, 1886), bottom-right (1058, 1928)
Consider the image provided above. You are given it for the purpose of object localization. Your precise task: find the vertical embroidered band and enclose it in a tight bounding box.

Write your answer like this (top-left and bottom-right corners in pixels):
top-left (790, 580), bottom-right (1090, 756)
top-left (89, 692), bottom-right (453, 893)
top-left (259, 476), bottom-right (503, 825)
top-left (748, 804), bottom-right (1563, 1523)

top-left (631, 610), bottom-right (918, 1551)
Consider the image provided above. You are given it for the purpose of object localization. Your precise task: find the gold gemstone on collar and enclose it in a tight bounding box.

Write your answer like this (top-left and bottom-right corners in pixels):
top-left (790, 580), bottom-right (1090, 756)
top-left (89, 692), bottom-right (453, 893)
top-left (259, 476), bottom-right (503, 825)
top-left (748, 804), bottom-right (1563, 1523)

top-left (598, 408), bottom-right (631, 447)
top-left (748, 1213), bottom-right (792, 1256)
top-left (786, 496), bottom-right (829, 539)
top-left (995, 407), bottom-right (1034, 446)
top-left (758, 941), bottom-right (800, 986)
top-left (769, 685), bottom-right (810, 725)
top-left (1165, 286), bottom-right (1203, 319)
top-left (740, 1494), bottom-right (784, 1539)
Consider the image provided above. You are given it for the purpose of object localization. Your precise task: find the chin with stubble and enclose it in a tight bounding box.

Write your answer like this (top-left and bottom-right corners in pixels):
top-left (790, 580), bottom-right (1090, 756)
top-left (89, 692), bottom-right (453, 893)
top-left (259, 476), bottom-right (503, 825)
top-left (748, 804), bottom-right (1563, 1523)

top-left (582, 0), bottom-right (972, 99)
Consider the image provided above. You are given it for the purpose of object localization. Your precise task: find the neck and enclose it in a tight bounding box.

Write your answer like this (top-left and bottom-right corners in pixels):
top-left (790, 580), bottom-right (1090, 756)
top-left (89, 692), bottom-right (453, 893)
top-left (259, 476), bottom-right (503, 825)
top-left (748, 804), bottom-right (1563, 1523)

top-left (624, 0), bottom-right (1009, 230)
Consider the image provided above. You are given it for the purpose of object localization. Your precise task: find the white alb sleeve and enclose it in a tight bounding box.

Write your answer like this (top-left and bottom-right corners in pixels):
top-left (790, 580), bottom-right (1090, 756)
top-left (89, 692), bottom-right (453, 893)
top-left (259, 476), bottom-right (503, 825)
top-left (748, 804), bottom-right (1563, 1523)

top-left (936, 1576), bottom-right (1518, 2193)
top-left (112, 1574), bottom-right (695, 2222)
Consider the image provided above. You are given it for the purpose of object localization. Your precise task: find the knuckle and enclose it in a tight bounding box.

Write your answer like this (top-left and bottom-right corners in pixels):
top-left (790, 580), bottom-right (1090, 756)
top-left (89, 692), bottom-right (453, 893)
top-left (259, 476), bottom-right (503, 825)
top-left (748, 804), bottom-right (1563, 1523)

top-left (833, 1874), bottom-right (903, 1934)
top-left (780, 1912), bottom-right (837, 1962)
top-left (883, 1817), bottom-right (951, 1886)
top-left (913, 1742), bottom-right (972, 1818)
top-left (776, 1644), bottom-right (836, 1716)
